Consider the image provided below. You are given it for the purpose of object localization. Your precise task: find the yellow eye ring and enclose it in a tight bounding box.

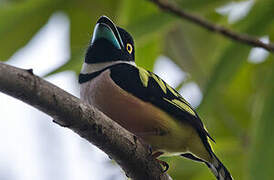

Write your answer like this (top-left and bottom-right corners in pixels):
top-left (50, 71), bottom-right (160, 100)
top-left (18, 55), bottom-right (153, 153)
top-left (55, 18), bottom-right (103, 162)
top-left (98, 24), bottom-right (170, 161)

top-left (126, 43), bottom-right (133, 54)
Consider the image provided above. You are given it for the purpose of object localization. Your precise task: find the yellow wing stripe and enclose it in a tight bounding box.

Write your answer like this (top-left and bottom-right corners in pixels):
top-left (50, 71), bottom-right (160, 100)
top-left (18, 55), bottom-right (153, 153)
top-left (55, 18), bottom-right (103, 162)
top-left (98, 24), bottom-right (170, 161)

top-left (137, 67), bottom-right (150, 87)
top-left (166, 83), bottom-right (191, 107)
top-left (137, 67), bottom-right (167, 94)
top-left (137, 66), bottom-right (195, 116)
top-left (179, 97), bottom-right (192, 106)
top-left (166, 84), bottom-right (179, 97)
top-left (203, 125), bottom-right (215, 149)
top-left (163, 98), bottom-right (196, 116)
top-left (151, 74), bottom-right (167, 94)
top-left (172, 99), bottom-right (196, 116)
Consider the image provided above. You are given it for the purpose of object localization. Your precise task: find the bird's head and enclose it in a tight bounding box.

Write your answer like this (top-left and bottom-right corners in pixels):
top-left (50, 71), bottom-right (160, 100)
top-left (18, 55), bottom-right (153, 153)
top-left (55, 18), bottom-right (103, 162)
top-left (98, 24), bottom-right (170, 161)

top-left (85, 16), bottom-right (135, 64)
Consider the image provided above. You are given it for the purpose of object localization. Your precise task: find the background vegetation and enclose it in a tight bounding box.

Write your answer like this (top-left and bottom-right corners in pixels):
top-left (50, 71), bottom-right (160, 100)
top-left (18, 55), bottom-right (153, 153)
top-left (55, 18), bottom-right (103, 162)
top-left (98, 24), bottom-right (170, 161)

top-left (0, 0), bottom-right (273, 179)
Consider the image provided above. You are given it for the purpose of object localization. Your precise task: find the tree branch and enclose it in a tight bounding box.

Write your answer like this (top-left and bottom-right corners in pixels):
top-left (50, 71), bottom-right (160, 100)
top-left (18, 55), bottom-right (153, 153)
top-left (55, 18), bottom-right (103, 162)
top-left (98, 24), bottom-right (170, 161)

top-left (0, 62), bottom-right (172, 180)
top-left (150, 0), bottom-right (274, 52)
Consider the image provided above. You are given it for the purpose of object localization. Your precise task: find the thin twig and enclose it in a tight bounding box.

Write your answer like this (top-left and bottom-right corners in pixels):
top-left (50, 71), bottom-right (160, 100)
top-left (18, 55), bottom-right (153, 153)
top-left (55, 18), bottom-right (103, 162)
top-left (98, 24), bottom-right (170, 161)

top-left (150, 0), bottom-right (274, 52)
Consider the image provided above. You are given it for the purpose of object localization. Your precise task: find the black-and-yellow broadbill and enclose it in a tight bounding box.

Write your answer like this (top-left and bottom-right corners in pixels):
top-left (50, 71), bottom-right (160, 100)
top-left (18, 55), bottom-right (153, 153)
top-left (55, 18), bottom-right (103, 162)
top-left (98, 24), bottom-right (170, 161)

top-left (79, 16), bottom-right (233, 180)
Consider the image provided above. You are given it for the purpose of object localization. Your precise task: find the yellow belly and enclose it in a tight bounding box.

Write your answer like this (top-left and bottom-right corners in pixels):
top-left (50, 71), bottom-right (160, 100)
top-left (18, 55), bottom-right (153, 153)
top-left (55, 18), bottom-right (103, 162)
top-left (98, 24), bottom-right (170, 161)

top-left (80, 70), bottom-right (209, 159)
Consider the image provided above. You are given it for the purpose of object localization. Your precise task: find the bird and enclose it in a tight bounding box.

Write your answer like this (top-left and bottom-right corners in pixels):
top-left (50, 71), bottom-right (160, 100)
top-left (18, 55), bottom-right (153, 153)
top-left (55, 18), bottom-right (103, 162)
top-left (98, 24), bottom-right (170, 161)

top-left (79, 15), bottom-right (233, 180)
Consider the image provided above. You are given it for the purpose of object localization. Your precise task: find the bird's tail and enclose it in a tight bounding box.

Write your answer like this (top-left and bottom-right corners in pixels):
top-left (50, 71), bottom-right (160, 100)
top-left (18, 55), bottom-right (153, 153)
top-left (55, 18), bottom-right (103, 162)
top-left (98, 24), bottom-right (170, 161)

top-left (205, 153), bottom-right (233, 180)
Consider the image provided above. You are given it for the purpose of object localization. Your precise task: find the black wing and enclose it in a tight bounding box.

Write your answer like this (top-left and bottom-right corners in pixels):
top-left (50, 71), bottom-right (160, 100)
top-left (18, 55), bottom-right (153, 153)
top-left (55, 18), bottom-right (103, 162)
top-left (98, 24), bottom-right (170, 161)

top-left (109, 63), bottom-right (215, 154)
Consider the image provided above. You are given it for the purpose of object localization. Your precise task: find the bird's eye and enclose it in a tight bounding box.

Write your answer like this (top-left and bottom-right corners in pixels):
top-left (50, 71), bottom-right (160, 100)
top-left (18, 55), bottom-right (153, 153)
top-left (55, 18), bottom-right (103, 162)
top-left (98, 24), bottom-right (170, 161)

top-left (126, 43), bottom-right (133, 54)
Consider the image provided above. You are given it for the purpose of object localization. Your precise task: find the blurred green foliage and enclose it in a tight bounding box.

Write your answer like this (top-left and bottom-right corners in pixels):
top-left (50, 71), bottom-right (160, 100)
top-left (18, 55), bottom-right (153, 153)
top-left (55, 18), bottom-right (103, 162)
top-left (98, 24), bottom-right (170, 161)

top-left (0, 0), bottom-right (273, 179)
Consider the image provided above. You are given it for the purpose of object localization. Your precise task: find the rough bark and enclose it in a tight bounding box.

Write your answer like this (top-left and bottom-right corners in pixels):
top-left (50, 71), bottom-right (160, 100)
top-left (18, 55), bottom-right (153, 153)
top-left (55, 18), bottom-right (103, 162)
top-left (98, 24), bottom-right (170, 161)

top-left (0, 62), bottom-right (172, 180)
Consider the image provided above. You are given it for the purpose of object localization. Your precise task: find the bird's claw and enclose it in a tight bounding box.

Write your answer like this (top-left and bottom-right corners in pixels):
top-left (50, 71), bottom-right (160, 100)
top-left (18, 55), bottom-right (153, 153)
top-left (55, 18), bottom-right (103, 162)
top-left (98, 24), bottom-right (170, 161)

top-left (151, 151), bottom-right (169, 172)
top-left (156, 159), bottom-right (169, 172)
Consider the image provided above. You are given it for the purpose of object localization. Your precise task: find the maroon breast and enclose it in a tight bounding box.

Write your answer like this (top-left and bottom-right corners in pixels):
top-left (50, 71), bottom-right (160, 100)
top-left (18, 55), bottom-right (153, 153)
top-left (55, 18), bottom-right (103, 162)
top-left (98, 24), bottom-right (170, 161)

top-left (80, 70), bottom-right (171, 136)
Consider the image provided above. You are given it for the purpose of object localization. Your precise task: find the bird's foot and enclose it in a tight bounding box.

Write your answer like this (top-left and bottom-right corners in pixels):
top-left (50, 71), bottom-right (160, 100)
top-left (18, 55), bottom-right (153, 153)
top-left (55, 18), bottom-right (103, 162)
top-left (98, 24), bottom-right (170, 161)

top-left (132, 135), bottom-right (170, 172)
top-left (156, 159), bottom-right (169, 172)
top-left (152, 151), bottom-right (169, 172)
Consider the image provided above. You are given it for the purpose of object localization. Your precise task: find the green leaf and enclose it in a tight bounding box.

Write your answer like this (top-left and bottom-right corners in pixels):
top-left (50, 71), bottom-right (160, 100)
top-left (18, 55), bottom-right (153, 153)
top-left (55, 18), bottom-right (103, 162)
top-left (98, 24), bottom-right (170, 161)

top-left (135, 34), bottom-right (162, 71)
top-left (52, 0), bottom-right (123, 75)
top-left (198, 0), bottom-right (274, 133)
top-left (0, 0), bottom-right (62, 60)
top-left (126, 13), bottom-right (174, 44)
top-left (175, 0), bottom-right (245, 11)
top-left (118, 0), bottom-right (175, 44)
top-left (248, 57), bottom-right (274, 180)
